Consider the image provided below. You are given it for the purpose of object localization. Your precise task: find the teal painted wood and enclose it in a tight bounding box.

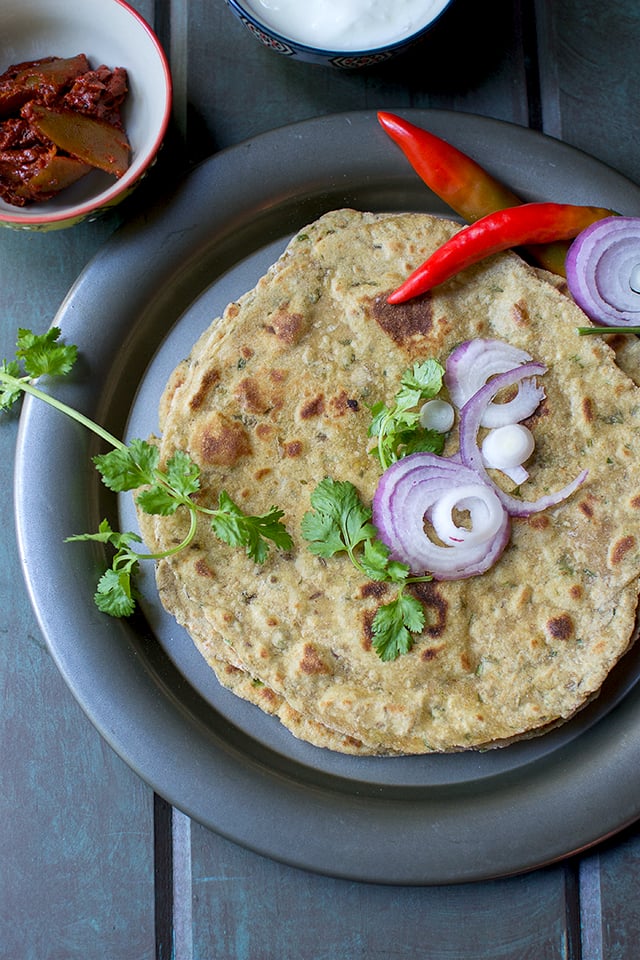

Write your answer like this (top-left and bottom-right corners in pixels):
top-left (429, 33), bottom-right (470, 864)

top-left (595, 827), bottom-right (640, 960)
top-left (188, 822), bottom-right (577, 960)
top-left (537, 0), bottom-right (640, 186)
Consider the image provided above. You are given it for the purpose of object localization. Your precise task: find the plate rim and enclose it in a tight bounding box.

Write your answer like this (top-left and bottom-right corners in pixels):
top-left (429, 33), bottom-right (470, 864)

top-left (14, 109), bottom-right (640, 885)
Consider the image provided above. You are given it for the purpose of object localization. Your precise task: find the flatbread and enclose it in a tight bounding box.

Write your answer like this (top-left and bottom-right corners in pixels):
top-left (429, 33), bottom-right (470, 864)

top-left (137, 209), bottom-right (640, 754)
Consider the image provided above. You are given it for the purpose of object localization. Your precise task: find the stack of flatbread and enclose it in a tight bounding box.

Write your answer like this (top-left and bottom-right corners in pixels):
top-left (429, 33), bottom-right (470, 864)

top-left (137, 209), bottom-right (640, 754)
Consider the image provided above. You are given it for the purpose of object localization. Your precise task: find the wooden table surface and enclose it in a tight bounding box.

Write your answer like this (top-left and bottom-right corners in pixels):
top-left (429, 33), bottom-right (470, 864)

top-left (3, 1), bottom-right (640, 957)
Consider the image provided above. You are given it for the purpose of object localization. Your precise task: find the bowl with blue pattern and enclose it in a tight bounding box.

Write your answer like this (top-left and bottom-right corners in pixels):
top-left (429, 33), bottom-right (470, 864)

top-left (223, 0), bottom-right (454, 68)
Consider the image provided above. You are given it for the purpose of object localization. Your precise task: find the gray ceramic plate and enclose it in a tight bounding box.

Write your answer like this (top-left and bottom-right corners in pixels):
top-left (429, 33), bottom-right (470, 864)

top-left (14, 111), bottom-right (640, 885)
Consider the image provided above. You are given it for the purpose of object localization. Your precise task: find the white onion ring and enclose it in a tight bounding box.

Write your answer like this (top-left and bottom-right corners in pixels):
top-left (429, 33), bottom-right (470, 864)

top-left (444, 338), bottom-right (545, 427)
top-left (458, 363), bottom-right (588, 517)
top-left (430, 483), bottom-right (506, 547)
top-left (481, 423), bottom-right (535, 484)
top-left (566, 216), bottom-right (640, 325)
top-left (372, 452), bottom-right (511, 579)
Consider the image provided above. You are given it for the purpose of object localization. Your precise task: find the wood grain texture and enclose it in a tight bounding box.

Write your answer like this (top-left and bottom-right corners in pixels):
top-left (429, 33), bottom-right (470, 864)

top-left (536, 0), bottom-right (640, 185)
top-left (582, 825), bottom-right (640, 960)
top-left (188, 822), bottom-right (580, 960)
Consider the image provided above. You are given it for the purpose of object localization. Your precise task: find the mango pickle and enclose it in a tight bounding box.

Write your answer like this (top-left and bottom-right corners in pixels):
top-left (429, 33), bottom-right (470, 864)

top-left (24, 102), bottom-right (130, 178)
top-left (0, 55), bottom-right (90, 116)
top-left (14, 155), bottom-right (92, 201)
top-left (0, 54), bottom-right (130, 207)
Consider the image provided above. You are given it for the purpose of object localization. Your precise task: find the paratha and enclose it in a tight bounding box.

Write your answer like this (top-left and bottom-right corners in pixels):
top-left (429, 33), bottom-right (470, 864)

top-left (137, 209), bottom-right (640, 754)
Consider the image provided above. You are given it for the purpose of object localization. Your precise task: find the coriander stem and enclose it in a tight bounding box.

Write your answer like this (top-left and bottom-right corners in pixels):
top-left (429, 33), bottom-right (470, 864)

top-left (578, 325), bottom-right (640, 335)
top-left (1, 372), bottom-right (126, 451)
top-left (134, 506), bottom-right (199, 561)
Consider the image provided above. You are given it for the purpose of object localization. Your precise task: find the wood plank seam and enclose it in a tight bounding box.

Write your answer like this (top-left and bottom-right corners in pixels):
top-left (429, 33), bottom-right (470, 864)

top-left (153, 0), bottom-right (189, 143)
top-left (532, 0), bottom-right (563, 138)
top-left (515, 0), bottom-right (544, 130)
top-left (154, 794), bottom-right (175, 960)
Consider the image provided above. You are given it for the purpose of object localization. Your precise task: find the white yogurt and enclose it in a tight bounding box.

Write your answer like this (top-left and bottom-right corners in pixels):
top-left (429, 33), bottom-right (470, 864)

top-left (242, 0), bottom-right (450, 51)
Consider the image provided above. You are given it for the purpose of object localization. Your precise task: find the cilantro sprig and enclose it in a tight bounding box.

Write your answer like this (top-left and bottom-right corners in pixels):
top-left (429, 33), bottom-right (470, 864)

top-left (301, 477), bottom-right (431, 661)
top-left (1, 326), bottom-right (78, 412)
top-left (368, 358), bottom-right (446, 470)
top-left (3, 328), bottom-right (442, 662)
top-left (1, 327), bottom-right (292, 617)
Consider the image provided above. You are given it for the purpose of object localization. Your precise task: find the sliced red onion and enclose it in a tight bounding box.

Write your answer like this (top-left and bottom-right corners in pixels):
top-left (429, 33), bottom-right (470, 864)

top-left (458, 363), bottom-right (588, 517)
top-left (372, 452), bottom-right (511, 580)
top-left (444, 338), bottom-right (545, 427)
top-left (566, 216), bottom-right (640, 326)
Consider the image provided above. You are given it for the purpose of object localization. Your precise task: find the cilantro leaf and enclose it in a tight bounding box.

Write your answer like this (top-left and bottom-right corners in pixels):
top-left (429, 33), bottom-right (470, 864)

top-left (94, 567), bottom-right (137, 618)
top-left (66, 519), bottom-right (141, 617)
top-left (360, 538), bottom-right (410, 583)
top-left (372, 592), bottom-right (426, 661)
top-left (369, 358), bottom-right (446, 469)
top-left (358, 537), bottom-right (394, 581)
top-left (210, 491), bottom-right (293, 563)
top-left (135, 450), bottom-right (200, 515)
top-left (302, 478), bottom-right (431, 660)
top-left (0, 327), bottom-right (77, 412)
top-left (94, 438), bottom-right (160, 492)
top-left (401, 428), bottom-right (445, 457)
top-left (65, 517), bottom-right (143, 549)
top-left (400, 358), bottom-right (444, 397)
top-left (135, 485), bottom-right (181, 516)
top-left (301, 477), bottom-right (377, 559)
top-left (164, 450), bottom-right (201, 499)
top-left (300, 508), bottom-right (345, 558)
top-left (0, 359), bottom-right (24, 410)
top-left (16, 326), bottom-right (77, 379)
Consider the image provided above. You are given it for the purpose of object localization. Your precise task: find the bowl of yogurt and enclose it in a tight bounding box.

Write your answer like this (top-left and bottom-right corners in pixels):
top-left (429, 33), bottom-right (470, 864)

top-left (224, 0), bottom-right (454, 67)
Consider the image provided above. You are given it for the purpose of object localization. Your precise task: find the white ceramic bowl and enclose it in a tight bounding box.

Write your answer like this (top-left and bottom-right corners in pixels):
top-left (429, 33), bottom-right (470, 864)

top-left (0, 0), bottom-right (172, 230)
top-left (224, 0), bottom-right (454, 68)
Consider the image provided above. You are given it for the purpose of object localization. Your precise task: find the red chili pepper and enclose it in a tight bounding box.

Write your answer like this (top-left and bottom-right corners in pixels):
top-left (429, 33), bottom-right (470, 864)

top-left (377, 111), bottom-right (573, 277)
top-left (387, 202), bottom-right (615, 304)
top-left (378, 110), bottom-right (522, 219)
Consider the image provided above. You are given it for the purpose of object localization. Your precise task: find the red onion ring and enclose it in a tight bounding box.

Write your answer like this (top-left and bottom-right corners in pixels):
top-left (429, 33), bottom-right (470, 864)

top-left (566, 216), bottom-right (640, 326)
top-left (372, 452), bottom-right (511, 579)
top-left (444, 338), bottom-right (545, 427)
top-left (458, 363), bottom-right (588, 516)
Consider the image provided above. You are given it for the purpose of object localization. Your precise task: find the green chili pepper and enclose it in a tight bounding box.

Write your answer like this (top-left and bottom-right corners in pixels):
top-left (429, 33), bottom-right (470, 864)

top-left (377, 111), bottom-right (574, 277)
top-left (387, 202), bottom-right (616, 304)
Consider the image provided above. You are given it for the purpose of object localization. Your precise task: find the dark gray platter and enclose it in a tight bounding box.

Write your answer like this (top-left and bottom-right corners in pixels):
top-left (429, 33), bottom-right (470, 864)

top-left (14, 111), bottom-right (640, 885)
